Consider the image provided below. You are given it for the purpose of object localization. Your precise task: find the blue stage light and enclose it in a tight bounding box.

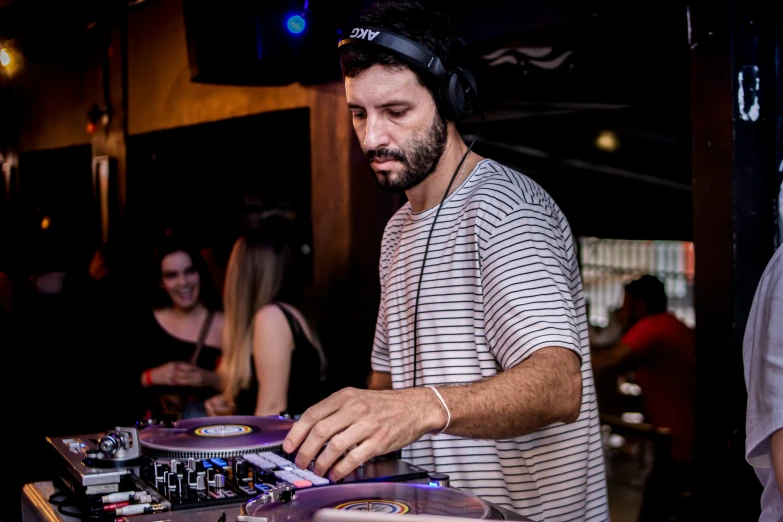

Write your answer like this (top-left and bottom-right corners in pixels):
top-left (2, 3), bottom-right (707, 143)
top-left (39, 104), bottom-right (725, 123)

top-left (287, 15), bottom-right (305, 34)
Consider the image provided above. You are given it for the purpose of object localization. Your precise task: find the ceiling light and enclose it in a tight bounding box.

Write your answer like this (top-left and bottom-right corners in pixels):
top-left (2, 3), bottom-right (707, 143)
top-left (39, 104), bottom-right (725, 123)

top-left (0, 48), bottom-right (12, 67)
top-left (595, 130), bottom-right (619, 152)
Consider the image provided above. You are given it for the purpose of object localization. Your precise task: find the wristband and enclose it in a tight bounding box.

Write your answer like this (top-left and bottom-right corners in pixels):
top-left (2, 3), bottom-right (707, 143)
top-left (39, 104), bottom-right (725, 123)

top-left (426, 386), bottom-right (451, 436)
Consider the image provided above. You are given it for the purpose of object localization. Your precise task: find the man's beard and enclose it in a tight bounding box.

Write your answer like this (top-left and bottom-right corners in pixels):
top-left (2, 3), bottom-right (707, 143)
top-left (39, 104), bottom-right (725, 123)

top-left (364, 113), bottom-right (448, 193)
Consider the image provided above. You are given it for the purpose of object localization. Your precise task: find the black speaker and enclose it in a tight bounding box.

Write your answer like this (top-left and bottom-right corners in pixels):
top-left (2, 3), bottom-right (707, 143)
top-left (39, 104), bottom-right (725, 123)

top-left (182, 0), bottom-right (362, 86)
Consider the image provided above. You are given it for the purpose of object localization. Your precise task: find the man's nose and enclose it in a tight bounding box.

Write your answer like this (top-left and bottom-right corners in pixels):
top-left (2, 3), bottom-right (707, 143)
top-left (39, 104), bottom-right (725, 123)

top-left (363, 114), bottom-right (391, 151)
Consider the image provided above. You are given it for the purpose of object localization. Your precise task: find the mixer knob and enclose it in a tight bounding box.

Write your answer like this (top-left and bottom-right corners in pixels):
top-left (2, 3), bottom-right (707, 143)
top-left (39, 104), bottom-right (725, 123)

top-left (187, 457), bottom-right (196, 471)
top-left (171, 461), bottom-right (182, 476)
top-left (207, 467), bottom-right (216, 484)
top-left (98, 433), bottom-right (119, 455)
top-left (187, 469), bottom-right (197, 486)
top-left (195, 460), bottom-right (205, 473)
top-left (168, 472), bottom-right (178, 491)
top-left (214, 473), bottom-right (226, 490)
top-left (196, 475), bottom-right (206, 490)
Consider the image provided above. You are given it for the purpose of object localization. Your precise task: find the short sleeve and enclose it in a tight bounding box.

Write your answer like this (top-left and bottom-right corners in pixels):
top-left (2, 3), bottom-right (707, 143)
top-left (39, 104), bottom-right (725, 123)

top-left (744, 249), bottom-right (783, 468)
top-left (480, 206), bottom-right (582, 370)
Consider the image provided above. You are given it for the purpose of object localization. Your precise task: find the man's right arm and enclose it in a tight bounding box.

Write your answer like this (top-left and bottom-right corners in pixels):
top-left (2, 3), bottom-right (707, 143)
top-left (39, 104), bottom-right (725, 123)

top-left (368, 371), bottom-right (392, 390)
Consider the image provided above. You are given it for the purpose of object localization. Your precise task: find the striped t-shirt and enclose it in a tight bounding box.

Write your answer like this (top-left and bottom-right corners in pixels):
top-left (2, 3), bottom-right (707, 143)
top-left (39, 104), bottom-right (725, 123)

top-left (371, 159), bottom-right (608, 522)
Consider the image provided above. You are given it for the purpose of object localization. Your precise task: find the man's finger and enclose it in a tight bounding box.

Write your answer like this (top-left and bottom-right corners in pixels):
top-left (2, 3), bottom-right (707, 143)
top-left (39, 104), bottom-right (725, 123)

top-left (283, 393), bottom-right (343, 455)
top-left (328, 440), bottom-right (378, 482)
top-left (312, 421), bottom-right (374, 477)
top-left (292, 408), bottom-right (359, 470)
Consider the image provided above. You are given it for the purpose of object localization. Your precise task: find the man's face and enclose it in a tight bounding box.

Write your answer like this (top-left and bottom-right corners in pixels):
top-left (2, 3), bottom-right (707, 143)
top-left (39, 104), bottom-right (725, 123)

top-left (345, 65), bottom-right (447, 192)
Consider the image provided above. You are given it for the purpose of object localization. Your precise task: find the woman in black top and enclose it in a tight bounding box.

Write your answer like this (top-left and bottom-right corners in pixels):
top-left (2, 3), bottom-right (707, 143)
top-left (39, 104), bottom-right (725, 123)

top-left (205, 220), bottom-right (327, 417)
top-left (137, 235), bottom-right (225, 420)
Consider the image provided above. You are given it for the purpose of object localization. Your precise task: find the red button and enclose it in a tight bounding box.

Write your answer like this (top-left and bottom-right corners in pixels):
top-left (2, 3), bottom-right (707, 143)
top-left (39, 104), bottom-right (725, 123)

top-left (292, 480), bottom-right (312, 488)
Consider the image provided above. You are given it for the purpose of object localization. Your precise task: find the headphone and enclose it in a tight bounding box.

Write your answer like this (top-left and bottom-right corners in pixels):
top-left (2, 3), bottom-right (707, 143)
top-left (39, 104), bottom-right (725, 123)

top-left (337, 26), bottom-right (478, 122)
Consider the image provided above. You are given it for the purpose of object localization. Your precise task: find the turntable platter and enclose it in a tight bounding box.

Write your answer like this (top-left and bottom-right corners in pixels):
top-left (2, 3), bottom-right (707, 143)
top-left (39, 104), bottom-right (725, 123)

top-left (138, 415), bottom-right (294, 458)
top-left (243, 483), bottom-right (494, 522)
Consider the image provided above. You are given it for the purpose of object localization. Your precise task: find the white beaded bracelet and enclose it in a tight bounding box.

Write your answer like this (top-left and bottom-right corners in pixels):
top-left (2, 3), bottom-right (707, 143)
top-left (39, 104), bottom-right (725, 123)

top-left (426, 385), bottom-right (451, 436)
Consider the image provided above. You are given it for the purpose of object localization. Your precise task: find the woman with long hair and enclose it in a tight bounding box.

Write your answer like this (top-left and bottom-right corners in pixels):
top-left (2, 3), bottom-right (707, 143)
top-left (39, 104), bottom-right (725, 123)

top-left (137, 234), bottom-right (225, 420)
top-left (205, 220), bottom-right (327, 417)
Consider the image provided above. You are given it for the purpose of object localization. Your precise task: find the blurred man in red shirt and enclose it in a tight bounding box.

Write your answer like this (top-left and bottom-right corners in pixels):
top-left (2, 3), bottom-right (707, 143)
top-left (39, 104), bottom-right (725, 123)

top-left (593, 274), bottom-right (695, 522)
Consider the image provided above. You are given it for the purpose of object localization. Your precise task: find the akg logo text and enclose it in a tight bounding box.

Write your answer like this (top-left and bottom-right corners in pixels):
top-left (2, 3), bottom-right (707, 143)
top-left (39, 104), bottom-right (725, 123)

top-left (349, 28), bottom-right (379, 41)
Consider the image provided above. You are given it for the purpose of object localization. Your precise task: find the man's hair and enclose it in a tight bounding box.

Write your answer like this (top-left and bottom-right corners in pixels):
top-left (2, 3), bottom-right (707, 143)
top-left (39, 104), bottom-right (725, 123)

top-left (624, 274), bottom-right (668, 315)
top-left (339, 1), bottom-right (465, 109)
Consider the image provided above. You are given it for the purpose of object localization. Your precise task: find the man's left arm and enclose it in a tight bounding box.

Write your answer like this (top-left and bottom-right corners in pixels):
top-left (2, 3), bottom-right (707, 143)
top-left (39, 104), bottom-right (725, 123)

top-left (283, 347), bottom-right (579, 480)
top-left (283, 208), bottom-right (584, 479)
top-left (437, 346), bottom-right (581, 438)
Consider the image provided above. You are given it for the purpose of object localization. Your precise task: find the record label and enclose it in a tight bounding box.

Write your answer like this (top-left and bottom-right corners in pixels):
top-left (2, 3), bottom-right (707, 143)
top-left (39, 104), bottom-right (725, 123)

top-left (194, 424), bottom-right (253, 437)
top-left (334, 500), bottom-right (410, 514)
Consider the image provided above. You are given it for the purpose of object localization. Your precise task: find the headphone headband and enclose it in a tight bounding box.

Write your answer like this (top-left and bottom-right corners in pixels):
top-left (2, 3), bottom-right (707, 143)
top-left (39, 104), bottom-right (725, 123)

top-left (338, 26), bottom-right (448, 81)
top-left (337, 25), bottom-right (477, 122)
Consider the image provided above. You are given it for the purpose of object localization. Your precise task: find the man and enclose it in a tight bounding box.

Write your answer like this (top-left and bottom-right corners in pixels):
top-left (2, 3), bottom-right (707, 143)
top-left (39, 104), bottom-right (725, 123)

top-left (744, 244), bottom-right (783, 521)
top-left (283, 2), bottom-right (608, 520)
top-left (591, 274), bottom-right (695, 521)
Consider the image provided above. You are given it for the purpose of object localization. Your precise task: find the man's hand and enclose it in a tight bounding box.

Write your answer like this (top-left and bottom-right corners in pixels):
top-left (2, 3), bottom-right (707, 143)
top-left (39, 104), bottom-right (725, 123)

top-left (282, 387), bottom-right (446, 481)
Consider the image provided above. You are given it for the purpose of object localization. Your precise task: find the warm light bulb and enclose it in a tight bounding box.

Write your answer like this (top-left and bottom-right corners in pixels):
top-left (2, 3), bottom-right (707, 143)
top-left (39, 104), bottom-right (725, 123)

top-left (41, 216), bottom-right (51, 230)
top-left (595, 130), bottom-right (619, 152)
top-left (0, 48), bottom-right (12, 67)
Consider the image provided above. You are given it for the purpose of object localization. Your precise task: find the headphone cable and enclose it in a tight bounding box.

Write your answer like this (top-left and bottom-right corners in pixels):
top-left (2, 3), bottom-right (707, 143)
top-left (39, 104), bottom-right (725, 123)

top-left (411, 107), bottom-right (486, 388)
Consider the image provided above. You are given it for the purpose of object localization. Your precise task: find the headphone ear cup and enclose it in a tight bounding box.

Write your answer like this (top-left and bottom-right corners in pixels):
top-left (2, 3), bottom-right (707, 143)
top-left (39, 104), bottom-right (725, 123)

top-left (440, 67), bottom-right (478, 122)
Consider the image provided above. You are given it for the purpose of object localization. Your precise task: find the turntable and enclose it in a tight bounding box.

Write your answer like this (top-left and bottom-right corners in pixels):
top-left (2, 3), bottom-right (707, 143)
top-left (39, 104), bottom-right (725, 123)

top-left (137, 415), bottom-right (296, 459)
top-left (241, 482), bottom-right (535, 522)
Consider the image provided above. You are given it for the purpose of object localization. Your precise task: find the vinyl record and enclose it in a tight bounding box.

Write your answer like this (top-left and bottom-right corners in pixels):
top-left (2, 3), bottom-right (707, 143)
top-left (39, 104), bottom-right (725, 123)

top-left (138, 415), bottom-right (295, 458)
top-left (243, 483), bottom-right (493, 522)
